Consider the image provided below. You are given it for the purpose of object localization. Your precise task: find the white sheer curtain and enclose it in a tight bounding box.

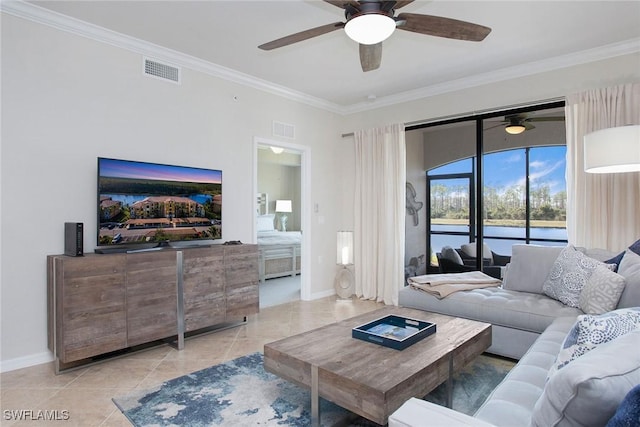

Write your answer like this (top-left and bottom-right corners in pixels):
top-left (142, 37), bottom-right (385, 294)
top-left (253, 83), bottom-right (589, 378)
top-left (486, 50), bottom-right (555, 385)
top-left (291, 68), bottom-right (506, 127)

top-left (565, 83), bottom-right (640, 251)
top-left (354, 123), bottom-right (406, 305)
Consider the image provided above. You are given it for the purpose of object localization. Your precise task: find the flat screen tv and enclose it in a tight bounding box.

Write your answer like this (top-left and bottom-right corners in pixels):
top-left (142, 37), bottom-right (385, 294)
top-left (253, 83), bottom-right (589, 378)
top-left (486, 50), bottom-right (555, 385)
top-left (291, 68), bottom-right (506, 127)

top-left (97, 157), bottom-right (222, 249)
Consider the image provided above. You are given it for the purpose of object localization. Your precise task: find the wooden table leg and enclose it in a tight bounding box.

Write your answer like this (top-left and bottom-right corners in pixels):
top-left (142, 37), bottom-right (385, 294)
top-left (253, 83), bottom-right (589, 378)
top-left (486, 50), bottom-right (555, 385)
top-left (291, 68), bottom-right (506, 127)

top-left (311, 364), bottom-right (320, 427)
top-left (446, 353), bottom-right (453, 408)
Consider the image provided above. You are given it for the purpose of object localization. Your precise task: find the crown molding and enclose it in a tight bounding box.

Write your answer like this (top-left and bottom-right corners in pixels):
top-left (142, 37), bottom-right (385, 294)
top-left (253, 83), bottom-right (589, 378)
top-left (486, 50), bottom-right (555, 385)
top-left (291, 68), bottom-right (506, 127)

top-left (3, 1), bottom-right (639, 117)
top-left (344, 37), bottom-right (640, 115)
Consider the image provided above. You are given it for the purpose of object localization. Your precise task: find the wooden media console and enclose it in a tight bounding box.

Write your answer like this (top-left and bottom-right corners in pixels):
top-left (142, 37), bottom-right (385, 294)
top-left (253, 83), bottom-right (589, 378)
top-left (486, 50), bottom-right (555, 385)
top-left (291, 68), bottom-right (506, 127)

top-left (47, 244), bottom-right (258, 373)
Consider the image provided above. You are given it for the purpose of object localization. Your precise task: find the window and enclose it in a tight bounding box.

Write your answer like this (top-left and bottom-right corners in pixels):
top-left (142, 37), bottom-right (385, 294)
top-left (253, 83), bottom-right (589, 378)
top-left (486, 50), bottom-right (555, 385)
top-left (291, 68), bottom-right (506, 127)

top-left (420, 102), bottom-right (567, 267)
top-left (428, 145), bottom-right (567, 258)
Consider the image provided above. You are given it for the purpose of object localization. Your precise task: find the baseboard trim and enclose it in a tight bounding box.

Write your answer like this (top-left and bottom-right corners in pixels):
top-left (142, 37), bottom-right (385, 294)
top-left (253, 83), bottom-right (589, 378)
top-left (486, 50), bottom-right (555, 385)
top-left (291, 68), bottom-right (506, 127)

top-left (309, 288), bottom-right (336, 301)
top-left (0, 351), bottom-right (54, 373)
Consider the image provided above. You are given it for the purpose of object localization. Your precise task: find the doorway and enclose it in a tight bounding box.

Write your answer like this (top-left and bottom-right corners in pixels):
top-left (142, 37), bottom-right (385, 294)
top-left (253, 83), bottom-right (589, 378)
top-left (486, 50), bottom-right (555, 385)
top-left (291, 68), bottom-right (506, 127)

top-left (253, 137), bottom-right (310, 307)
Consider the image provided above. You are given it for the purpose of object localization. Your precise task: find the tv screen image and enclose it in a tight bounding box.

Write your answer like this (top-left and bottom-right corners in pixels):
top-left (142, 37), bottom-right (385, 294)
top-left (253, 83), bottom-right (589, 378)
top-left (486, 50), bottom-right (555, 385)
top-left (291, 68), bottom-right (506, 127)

top-left (97, 157), bottom-right (222, 247)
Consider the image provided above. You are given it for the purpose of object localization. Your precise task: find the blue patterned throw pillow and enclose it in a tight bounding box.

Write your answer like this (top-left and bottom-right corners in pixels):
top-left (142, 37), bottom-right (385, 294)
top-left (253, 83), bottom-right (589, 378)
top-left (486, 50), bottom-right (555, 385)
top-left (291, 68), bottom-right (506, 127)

top-left (548, 307), bottom-right (640, 378)
top-left (605, 238), bottom-right (640, 272)
top-left (606, 252), bottom-right (625, 272)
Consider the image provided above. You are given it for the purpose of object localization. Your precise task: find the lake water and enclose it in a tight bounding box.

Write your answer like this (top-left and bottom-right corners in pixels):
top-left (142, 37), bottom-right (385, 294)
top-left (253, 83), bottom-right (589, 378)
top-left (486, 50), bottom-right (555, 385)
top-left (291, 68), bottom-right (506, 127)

top-left (431, 224), bottom-right (568, 256)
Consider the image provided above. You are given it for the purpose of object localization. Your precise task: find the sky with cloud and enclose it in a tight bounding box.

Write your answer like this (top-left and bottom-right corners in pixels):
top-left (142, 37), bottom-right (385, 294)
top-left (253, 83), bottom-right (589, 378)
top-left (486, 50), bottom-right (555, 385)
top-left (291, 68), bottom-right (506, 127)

top-left (431, 146), bottom-right (567, 195)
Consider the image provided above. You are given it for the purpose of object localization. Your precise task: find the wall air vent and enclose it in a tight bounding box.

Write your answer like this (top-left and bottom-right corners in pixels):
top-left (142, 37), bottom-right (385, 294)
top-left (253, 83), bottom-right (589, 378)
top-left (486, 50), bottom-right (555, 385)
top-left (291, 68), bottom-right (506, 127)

top-left (143, 58), bottom-right (181, 84)
top-left (273, 121), bottom-right (295, 139)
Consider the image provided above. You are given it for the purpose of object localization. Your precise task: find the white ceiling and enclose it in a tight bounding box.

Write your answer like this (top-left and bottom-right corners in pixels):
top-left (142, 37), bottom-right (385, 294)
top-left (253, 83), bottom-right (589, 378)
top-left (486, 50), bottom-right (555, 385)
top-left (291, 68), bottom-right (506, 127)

top-left (18, 1), bottom-right (640, 113)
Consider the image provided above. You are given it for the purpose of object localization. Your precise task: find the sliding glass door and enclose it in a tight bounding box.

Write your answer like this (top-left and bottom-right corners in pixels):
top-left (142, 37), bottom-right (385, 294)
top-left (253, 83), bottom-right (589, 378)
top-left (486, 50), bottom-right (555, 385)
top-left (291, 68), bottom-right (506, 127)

top-left (418, 102), bottom-right (567, 273)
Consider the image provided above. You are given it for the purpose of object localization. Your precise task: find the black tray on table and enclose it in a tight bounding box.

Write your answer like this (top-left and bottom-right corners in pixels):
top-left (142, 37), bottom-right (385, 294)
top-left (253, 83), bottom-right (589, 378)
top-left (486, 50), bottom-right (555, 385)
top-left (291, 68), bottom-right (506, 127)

top-left (352, 314), bottom-right (436, 350)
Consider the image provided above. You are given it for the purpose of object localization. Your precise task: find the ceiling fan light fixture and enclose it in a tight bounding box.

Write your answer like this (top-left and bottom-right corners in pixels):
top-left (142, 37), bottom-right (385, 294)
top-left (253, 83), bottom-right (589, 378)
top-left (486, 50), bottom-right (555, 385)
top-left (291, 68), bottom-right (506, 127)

top-left (505, 124), bottom-right (526, 135)
top-left (344, 13), bottom-right (396, 45)
top-left (270, 146), bottom-right (284, 154)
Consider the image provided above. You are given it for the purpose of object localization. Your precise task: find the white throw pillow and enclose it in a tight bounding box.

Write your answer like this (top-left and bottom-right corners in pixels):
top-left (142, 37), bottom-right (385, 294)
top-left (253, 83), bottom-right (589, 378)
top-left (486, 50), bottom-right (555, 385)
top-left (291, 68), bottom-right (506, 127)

top-left (440, 246), bottom-right (463, 265)
top-left (578, 264), bottom-right (626, 314)
top-left (532, 329), bottom-right (640, 427)
top-left (256, 214), bottom-right (275, 232)
top-left (617, 249), bottom-right (640, 308)
top-left (460, 242), bottom-right (492, 260)
top-left (502, 245), bottom-right (564, 294)
top-left (542, 245), bottom-right (612, 308)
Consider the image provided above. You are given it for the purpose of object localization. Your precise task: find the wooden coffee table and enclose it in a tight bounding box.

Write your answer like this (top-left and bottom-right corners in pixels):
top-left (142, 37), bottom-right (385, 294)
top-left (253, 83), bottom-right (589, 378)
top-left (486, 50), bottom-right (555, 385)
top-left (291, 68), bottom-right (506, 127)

top-left (264, 306), bottom-right (491, 426)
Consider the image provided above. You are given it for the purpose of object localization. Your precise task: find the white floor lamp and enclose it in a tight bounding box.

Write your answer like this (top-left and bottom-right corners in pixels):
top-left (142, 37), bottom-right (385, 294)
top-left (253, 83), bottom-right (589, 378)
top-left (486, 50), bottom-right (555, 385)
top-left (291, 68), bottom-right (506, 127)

top-left (335, 231), bottom-right (355, 299)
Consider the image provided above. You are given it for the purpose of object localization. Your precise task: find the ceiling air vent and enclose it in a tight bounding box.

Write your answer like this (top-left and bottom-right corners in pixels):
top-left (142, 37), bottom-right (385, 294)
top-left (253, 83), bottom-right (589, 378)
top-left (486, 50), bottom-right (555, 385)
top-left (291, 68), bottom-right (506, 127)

top-left (143, 58), bottom-right (181, 84)
top-left (273, 121), bottom-right (295, 139)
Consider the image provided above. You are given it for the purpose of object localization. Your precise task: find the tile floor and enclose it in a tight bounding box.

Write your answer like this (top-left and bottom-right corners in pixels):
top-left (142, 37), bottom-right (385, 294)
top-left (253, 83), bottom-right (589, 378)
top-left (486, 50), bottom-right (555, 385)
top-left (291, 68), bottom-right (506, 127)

top-left (0, 296), bottom-right (383, 426)
top-left (259, 275), bottom-right (301, 308)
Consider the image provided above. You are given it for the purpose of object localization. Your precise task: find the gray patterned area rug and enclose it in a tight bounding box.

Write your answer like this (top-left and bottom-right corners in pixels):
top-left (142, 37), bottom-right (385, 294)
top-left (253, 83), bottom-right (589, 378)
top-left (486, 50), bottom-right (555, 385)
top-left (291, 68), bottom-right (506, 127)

top-left (113, 352), bottom-right (513, 426)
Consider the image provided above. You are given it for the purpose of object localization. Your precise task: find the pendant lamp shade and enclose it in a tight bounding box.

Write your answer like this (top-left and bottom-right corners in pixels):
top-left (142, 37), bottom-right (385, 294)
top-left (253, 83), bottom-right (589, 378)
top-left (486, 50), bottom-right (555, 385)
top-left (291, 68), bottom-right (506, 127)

top-left (584, 125), bottom-right (640, 173)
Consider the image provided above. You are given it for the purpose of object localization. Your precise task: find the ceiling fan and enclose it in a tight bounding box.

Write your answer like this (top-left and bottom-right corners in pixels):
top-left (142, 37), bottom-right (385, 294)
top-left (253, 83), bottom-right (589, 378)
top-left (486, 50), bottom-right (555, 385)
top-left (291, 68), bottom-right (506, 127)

top-left (488, 114), bottom-right (566, 135)
top-left (258, 0), bottom-right (491, 72)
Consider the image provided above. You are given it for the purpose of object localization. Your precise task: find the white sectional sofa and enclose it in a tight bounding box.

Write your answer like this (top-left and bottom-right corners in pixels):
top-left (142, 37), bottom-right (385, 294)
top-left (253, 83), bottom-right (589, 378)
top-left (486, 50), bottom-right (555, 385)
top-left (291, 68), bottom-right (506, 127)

top-left (393, 243), bottom-right (640, 426)
top-left (390, 318), bottom-right (640, 427)
top-left (399, 244), bottom-right (639, 359)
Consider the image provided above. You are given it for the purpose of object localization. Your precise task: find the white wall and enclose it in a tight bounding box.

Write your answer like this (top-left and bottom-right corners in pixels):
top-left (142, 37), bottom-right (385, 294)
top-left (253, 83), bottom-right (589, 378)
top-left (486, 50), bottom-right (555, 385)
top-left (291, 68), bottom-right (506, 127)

top-left (0, 14), bottom-right (343, 369)
top-left (257, 162), bottom-right (301, 230)
top-left (341, 53), bottom-right (640, 134)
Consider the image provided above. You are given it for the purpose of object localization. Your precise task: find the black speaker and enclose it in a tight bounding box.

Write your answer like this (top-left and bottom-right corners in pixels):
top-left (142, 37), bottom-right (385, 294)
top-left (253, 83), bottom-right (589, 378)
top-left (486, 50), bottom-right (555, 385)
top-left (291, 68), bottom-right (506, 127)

top-left (64, 222), bottom-right (83, 257)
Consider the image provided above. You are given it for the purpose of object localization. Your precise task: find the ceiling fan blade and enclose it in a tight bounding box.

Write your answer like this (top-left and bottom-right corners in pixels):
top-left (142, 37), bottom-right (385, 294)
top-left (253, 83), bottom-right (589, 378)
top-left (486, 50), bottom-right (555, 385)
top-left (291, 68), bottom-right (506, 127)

top-left (359, 43), bottom-right (382, 72)
top-left (523, 122), bottom-right (536, 131)
top-left (527, 117), bottom-right (565, 122)
top-left (323, 0), bottom-right (360, 9)
top-left (258, 22), bottom-right (345, 50)
top-left (396, 13), bottom-right (491, 41)
top-left (504, 113), bottom-right (528, 121)
top-left (483, 123), bottom-right (504, 131)
top-left (394, 1), bottom-right (415, 9)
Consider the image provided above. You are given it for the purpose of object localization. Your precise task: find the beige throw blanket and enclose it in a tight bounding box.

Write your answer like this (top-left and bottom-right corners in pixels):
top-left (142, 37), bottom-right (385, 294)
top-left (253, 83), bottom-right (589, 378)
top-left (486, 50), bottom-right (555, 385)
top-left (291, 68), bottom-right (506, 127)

top-left (407, 271), bottom-right (501, 299)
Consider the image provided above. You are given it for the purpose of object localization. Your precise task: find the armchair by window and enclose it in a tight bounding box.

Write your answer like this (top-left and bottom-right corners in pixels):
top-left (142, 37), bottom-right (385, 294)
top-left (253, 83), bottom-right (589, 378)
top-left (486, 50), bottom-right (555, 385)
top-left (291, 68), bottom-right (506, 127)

top-left (437, 243), bottom-right (510, 279)
top-left (459, 242), bottom-right (511, 266)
